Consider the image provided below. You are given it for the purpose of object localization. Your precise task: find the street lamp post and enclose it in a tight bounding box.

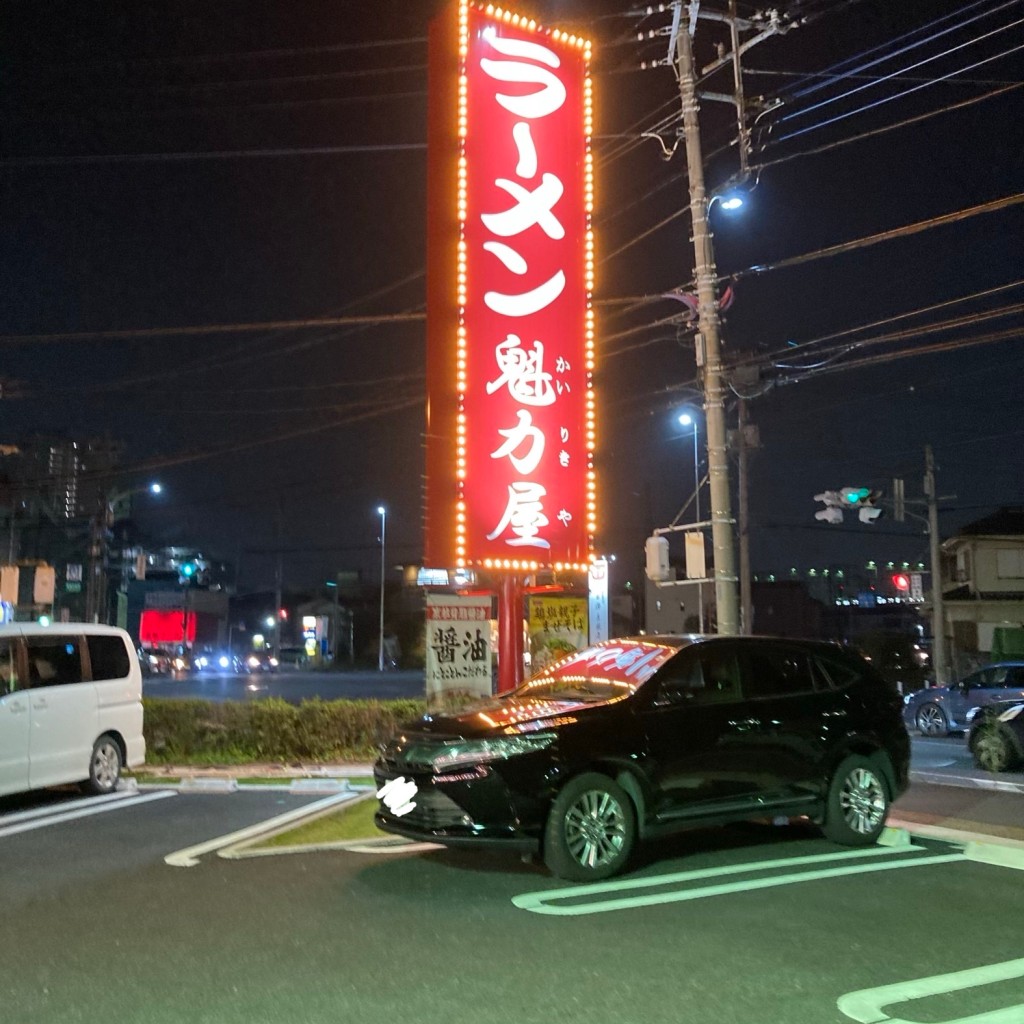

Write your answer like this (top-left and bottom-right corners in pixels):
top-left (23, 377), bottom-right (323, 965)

top-left (377, 506), bottom-right (386, 672)
top-left (86, 480), bottom-right (162, 623)
top-left (678, 413), bottom-right (705, 633)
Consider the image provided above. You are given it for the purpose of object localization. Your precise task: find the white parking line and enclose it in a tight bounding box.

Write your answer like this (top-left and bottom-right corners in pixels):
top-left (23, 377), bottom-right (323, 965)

top-left (164, 791), bottom-right (356, 867)
top-left (838, 956), bottom-right (1024, 1023)
top-left (0, 790), bottom-right (177, 839)
top-left (0, 788), bottom-right (138, 827)
top-left (512, 846), bottom-right (964, 916)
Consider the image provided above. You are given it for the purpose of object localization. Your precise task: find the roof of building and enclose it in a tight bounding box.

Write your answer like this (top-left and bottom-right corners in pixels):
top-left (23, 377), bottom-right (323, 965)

top-left (955, 506), bottom-right (1024, 537)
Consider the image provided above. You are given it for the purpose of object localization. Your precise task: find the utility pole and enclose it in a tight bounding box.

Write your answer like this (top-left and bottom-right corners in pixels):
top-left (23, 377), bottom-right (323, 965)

top-left (274, 493), bottom-right (284, 657)
top-left (674, 11), bottom-right (739, 634)
top-left (737, 397), bottom-right (753, 633)
top-left (924, 445), bottom-right (948, 686)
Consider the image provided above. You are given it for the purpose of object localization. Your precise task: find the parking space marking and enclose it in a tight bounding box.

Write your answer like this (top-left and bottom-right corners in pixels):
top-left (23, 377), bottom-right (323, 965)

top-left (164, 791), bottom-right (357, 867)
top-left (512, 846), bottom-right (964, 916)
top-left (0, 790), bottom-right (177, 839)
top-left (838, 956), bottom-right (1024, 1023)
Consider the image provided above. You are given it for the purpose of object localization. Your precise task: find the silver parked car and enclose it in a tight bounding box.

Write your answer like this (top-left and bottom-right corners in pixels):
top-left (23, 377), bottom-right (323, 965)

top-left (902, 662), bottom-right (1024, 736)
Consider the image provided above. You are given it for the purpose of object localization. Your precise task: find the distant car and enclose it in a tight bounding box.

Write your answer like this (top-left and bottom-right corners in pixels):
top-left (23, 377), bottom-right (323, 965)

top-left (375, 634), bottom-right (910, 881)
top-left (902, 662), bottom-right (1024, 736)
top-left (193, 649), bottom-right (243, 674)
top-left (245, 652), bottom-right (279, 674)
top-left (966, 700), bottom-right (1024, 773)
top-left (138, 648), bottom-right (173, 675)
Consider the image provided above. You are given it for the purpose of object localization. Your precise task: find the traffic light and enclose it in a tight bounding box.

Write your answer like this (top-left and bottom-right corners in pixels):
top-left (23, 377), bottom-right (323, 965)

top-left (892, 573), bottom-right (910, 593)
top-left (813, 491), bottom-right (844, 524)
top-left (840, 487), bottom-right (871, 506)
top-left (840, 486), bottom-right (884, 524)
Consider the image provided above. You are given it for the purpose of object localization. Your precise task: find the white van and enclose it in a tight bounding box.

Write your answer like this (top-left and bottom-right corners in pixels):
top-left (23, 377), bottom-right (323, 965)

top-left (0, 623), bottom-right (145, 798)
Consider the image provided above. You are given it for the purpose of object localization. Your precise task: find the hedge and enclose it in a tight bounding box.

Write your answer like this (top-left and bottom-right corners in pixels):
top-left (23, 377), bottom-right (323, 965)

top-left (142, 697), bottom-right (427, 765)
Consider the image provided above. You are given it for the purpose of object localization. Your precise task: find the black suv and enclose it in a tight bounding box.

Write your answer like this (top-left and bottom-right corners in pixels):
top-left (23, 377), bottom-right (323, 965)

top-left (374, 635), bottom-right (910, 881)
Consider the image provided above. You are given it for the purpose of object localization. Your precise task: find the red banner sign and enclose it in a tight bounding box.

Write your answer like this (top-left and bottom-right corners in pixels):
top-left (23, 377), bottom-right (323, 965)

top-left (427, 3), bottom-right (594, 574)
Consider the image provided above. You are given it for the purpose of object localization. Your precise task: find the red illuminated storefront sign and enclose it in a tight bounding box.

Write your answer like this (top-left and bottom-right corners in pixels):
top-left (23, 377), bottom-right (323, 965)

top-left (139, 609), bottom-right (195, 646)
top-left (425, 2), bottom-right (595, 573)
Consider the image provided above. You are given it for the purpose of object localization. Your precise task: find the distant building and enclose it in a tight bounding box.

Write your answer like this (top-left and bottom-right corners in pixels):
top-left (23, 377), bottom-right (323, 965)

top-left (938, 506), bottom-right (1024, 672)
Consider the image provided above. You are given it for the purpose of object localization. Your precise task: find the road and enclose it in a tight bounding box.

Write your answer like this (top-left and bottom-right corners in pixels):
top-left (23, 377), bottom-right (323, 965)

top-left (2, 776), bottom-right (1023, 1024)
top-left (4, 716), bottom-right (1023, 1024)
top-left (143, 667), bottom-right (426, 702)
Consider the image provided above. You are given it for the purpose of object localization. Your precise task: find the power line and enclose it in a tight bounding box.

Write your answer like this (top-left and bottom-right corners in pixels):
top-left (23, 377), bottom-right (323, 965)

top-left (776, 0), bottom-right (1021, 121)
top-left (0, 312), bottom-right (425, 346)
top-left (750, 82), bottom-right (1021, 174)
top-left (731, 193), bottom-right (1024, 282)
top-left (0, 142), bottom-right (426, 168)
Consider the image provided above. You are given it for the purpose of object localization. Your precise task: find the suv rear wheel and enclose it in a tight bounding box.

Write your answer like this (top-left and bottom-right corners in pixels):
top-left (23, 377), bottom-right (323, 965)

top-left (822, 755), bottom-right (889, 845)
top-left (543, 773), bottom-right (635, 882)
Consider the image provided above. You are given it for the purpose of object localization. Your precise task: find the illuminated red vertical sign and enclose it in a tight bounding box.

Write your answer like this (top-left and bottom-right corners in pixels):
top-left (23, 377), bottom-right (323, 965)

top-left (426, 2), bottom-right (595, 574)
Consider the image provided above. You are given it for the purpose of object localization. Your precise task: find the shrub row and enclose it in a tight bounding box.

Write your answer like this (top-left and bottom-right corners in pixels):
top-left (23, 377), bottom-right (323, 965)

top-left (142, 697), bottom-right (426, 765)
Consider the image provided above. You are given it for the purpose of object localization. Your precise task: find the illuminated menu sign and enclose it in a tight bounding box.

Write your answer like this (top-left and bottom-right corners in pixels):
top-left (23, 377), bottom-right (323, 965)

top-left (426, 2), bottom-right (595, 574)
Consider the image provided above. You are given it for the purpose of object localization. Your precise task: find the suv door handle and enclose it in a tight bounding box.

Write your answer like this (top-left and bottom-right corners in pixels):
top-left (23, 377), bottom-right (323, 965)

top-left (31, 697), bottom-right (49, 710)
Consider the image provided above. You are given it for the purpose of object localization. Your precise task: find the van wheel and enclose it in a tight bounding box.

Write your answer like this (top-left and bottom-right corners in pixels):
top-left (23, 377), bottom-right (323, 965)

top-left (543, 773), bottom-right (635, 882)
top-left (822, 755), bottom-right (889, 846)
top-left (84, 735), bottom-right (122, 795)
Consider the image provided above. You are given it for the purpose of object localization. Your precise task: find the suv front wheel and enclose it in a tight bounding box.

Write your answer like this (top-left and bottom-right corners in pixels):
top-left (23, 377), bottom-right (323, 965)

top-left (822, 755), bottom-right (889, 845)
top-left (543, 773), bottom-right (636, 882)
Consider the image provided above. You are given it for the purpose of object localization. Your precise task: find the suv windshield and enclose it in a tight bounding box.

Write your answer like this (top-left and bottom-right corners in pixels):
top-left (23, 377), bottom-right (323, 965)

top-left (514, 639), bottom-right (684, 702)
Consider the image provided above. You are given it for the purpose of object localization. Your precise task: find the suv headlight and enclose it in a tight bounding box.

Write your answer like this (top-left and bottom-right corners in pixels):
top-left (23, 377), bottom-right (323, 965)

top-left (428, 733), bottom-right (556, 771)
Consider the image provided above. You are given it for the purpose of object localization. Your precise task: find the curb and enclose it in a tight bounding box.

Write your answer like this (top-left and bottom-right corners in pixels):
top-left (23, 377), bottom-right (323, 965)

top-left (909, 769), bottom-right (1024, 795)
top-left (887, 816), bottom-right (1024, 870)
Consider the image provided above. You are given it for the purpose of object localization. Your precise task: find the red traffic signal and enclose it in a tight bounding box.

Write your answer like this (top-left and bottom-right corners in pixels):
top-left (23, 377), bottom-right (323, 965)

top-left (892, 573), bottom-right (910, 592)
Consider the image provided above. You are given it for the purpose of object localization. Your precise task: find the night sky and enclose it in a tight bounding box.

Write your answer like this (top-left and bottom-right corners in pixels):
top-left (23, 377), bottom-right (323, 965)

top-left (2, 0), bottom-right (1022, 597)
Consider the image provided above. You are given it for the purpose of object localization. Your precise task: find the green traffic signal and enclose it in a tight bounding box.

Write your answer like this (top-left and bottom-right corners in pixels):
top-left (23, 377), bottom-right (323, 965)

top-left (841, 486), bottom-right (871, 505)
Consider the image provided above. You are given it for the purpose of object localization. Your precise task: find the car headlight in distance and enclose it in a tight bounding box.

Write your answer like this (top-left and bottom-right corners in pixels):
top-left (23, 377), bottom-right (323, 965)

top-left (998, 704), bottom-right (1024, 722)
top-left (248, 655), bottom-right (259, 668)
top-left (429, 733), bottom-right (556, 771)
top-left (218, 655), bottom-right (230, 668)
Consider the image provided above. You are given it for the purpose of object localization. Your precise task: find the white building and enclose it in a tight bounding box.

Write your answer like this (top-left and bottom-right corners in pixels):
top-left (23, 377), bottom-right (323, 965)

top-left (938, 507), bottom-right (1024, 672)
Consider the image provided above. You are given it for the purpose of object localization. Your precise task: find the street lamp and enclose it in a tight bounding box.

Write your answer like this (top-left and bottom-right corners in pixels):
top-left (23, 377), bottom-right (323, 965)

top-left (86, 480), bottom-right (164, 623)
top-left (377, 506), bottom-right (386, 672)
top-left (677, 413), bottom-right (701, 522)
top-left (677, 412), bottom-right (705, 633)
